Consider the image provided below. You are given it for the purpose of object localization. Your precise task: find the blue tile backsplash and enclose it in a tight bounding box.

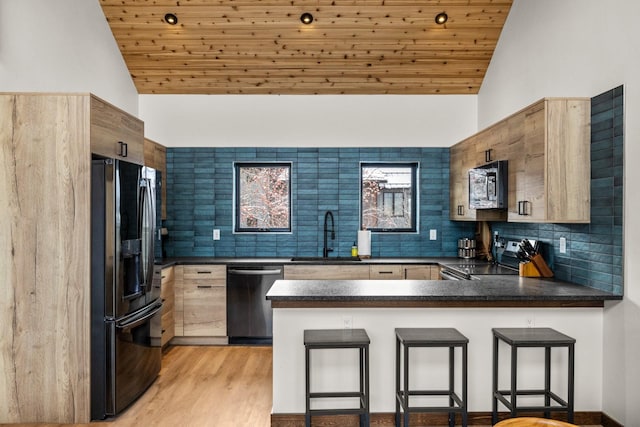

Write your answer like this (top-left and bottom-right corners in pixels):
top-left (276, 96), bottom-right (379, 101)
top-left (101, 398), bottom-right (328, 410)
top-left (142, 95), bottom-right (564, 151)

top-left (165, 147), bottom-right (475, 259)
top-left (164, 86), bottom-right (624, 295)
top-left (491, 86), bottom-right (624, 295)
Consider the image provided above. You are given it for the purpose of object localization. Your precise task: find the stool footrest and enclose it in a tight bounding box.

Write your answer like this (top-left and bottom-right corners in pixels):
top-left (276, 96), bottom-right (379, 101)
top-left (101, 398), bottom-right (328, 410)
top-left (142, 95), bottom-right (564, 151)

top-left (310, 391), bottom-right (364, 399)
top-left (308, 408), bottom-right (366, 416)
top-left (397, 391), bottom-right (465, 408)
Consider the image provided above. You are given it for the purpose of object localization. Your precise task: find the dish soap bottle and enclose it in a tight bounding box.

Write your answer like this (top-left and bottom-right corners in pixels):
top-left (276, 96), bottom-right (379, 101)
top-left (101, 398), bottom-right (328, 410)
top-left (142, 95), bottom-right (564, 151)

top-left (351, 242), bottom-right (358, 257)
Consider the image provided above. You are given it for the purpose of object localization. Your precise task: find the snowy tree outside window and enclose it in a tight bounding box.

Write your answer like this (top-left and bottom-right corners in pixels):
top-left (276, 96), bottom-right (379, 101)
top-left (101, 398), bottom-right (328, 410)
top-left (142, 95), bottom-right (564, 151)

top-left (235, 162), bottom-right (291, 232)
top-left (361, 163), bottom-right (418, 232)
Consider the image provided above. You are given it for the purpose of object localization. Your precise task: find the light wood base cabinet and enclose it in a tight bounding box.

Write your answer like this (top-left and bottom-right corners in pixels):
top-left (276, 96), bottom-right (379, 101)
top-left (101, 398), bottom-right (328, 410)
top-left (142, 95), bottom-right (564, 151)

top-left (284, 264), bottom-right (370, 279)
top-left (174, 265), bottom-right (227, 338)
top-left (284, 264), bottom-right (440, 280)
top-left (160, 266), bottom-right (175, 347)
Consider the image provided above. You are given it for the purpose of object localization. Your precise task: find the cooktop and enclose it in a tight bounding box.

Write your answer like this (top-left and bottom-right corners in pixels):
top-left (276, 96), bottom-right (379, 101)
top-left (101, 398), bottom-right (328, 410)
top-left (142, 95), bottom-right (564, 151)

top-left (442, 261), bottom-right (519, 276)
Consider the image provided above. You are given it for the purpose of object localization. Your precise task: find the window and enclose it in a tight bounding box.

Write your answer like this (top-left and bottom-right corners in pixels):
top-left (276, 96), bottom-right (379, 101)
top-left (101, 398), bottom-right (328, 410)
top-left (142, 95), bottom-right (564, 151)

top-left (361, 162), bottom-right (418, 232)
top-left (234, 162), bottom-right (291, 232)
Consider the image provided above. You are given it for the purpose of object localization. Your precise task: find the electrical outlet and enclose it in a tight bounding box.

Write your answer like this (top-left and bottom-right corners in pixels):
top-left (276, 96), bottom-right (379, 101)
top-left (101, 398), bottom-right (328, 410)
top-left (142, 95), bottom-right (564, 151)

top-left (429, 229), bottom-right (437, 240)
top-left (559, 237), bottom-right (566, 254)
top-left (526, 315), bottom-right (535, 328)
top-left (343, 316), bottom-right (353, 329)
top-left (213, 229), bottom-right (220, 240)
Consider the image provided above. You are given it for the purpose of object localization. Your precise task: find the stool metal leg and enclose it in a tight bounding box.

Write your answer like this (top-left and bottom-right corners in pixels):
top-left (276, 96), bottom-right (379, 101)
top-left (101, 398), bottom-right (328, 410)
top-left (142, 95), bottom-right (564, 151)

top-left (492, 335), bottom-right (498, 425)
top-left (364, 344), bottom-right (370, 427)
top-left (510, 345), bottom-right (517, 418)
top-left (544, 346), bottom-right (551, 418)
top-left (568, 343), bottom-right (575, 423)
top-left (449, 346), bottom-right (455, 427)
top-left (395, 337), bottom-right (401, 427)
top-left (462, 343), bottom-right (468, 427)
top-left (404, 344), bottom-right (410, 427)
top-left (305, 346), bottom-right (311, 427)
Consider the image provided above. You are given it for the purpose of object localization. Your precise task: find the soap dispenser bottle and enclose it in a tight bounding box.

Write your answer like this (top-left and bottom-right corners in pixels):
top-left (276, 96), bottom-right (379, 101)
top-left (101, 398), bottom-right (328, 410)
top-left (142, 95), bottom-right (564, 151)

top-left (351, 242), bottom-right (358, 257)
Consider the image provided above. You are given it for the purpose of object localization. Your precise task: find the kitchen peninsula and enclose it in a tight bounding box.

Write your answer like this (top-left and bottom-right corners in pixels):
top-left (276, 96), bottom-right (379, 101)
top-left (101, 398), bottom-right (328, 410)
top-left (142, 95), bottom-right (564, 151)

top-left (266, 276), bottom-right (620, 424)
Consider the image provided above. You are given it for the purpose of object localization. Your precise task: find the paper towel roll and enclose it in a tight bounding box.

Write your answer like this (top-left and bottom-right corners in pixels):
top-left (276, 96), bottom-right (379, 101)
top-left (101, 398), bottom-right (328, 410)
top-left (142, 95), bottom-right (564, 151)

top-left (358, 230), bottom-right (371, 257)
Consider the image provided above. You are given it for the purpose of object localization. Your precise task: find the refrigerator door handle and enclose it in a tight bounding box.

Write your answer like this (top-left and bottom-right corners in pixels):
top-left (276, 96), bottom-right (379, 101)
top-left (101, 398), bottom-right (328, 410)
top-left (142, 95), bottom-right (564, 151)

top-left (116, 303), bottom-right (162, 330)
top-left (139, 177), bottom-right (155, 289)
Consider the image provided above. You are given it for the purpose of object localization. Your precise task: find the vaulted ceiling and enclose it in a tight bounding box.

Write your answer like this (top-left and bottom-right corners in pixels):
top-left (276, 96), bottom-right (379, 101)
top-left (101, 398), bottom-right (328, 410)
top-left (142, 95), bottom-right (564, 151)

top-left (99, 0), bottom-right (512, 95)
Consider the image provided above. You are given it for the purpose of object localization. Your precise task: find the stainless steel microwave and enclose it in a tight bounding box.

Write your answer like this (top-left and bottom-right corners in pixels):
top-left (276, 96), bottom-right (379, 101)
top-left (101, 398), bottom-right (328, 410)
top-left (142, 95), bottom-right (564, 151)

top-left (468, 160), bottom-right (508, 209)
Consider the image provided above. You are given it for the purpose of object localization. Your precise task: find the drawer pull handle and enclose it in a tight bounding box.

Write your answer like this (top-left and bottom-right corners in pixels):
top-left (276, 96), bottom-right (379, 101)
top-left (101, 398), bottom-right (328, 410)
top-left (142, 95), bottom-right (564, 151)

top-left (197, 271), bottom-right (212, 274)
top-left (197, 285), bottom-right (213, 289)
top-left (378, 271), bottom-right (394, 274)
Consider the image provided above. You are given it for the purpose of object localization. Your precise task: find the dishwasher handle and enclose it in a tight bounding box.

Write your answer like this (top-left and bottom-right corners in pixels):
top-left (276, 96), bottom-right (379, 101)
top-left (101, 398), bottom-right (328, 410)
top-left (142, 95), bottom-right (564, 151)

top-left (228, 268), bottom-right (282, 276)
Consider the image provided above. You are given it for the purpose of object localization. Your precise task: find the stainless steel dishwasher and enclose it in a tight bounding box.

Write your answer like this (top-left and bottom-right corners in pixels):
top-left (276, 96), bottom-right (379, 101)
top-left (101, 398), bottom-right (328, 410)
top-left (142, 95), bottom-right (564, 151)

top-left (226, 264), bottom-right (283, 344)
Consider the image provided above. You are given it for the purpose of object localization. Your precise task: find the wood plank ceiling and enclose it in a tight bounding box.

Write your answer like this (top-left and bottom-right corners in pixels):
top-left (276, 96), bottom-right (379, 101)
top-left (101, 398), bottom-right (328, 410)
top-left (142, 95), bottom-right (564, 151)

top-left (99, 0), bottom-right (512, 95)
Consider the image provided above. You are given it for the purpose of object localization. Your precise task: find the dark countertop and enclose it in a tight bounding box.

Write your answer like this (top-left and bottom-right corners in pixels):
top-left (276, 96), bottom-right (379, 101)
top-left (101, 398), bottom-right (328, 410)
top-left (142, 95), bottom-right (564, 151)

top-left (156, 256), bottom-right (621, 308)
top-left (155, 256), bottom-right (453, 269)
top-left (265, 277), bottom-right (621, 308)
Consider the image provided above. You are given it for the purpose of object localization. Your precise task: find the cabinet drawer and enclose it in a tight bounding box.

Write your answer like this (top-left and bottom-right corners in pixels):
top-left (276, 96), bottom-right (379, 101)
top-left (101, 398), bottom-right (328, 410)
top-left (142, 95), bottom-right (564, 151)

top-left (183, 285), bottom-right (226, 336)
top-left (402, 265), bottom-right (434, 280)
top-left (183, 265), bottom-right (225, 280)
top-left (369, 265), bottom-right (403, 279)
top-left (161, 266), bottom-right (174, 285)
top-left (284, 264), bottom-right (370, 280)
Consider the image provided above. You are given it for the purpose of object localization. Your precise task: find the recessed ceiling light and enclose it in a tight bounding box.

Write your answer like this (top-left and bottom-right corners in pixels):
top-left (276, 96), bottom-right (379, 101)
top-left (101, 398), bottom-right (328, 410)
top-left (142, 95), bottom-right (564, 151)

top-left (435, 12), bottom-right (448, 25)
top-left (300, 12), bottom-right (314, 25)
top-left (164, 13), bottom-right (178, 25)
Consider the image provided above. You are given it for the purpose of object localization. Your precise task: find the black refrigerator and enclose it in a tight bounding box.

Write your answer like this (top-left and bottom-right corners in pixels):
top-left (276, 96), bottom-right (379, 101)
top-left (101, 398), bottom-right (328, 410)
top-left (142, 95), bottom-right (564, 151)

top-left (90, 158), bottom-right (163, 420)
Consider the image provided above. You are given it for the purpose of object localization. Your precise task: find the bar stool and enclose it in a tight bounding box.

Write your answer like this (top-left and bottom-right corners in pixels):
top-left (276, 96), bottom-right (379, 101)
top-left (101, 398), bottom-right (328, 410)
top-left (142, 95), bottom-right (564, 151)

top-left (304, 329), bottom-right (370, 427)
top-left (395, 328), bottom-right (468, 427)
top-left (492, 328), bottom-right (576, 425)
top-left (494, 417), bottom-right (578, 426)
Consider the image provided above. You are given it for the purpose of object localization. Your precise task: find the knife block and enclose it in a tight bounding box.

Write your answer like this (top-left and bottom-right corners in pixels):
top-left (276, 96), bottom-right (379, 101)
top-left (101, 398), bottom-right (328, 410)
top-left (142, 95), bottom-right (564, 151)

top-left (519, 254), bottom-right (554, 278)
top-left (519, 262), bottom-right (541, 277)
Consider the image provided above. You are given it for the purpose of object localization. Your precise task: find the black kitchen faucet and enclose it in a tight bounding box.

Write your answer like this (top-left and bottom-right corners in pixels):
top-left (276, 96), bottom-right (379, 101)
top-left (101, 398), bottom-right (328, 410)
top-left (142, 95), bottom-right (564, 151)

top-left (323, 211), bottom-right (335, 258)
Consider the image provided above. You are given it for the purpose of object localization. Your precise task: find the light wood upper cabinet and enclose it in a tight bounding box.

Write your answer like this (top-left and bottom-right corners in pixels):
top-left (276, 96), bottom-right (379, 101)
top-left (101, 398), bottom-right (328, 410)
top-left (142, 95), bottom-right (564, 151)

top-left (450, 97), bottom-right (590, 224)
top-left (284, 264), bottom-right (370, 280)
top-left (144, 138), bottom-right (167, 220)
top-left (90, 96), bottom-right (144, 165)
top-left (450, 133), bottom-right (507, 222)
top-left (176, 265), bottom-right (227, 337)
top-left (507, 99), bottom-right (591, 223)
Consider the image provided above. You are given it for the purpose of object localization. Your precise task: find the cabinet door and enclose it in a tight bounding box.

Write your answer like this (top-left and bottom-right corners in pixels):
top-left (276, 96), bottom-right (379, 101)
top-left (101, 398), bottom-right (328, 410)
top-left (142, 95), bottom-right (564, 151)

top-left (90, 96), bottom-right (144, 164)
top-left (509, 101), bottom-right (546, 222)
top-left (182, 265), bottom-right (226, 336)
top-left (449, 140), bottom-right (476, 221)
top-left (160, 266), bottom-right (175, 346)
top-left (370, 264), bottom-right (403, 279)
top-left (284, 264), bottom-right (370, 279)
top-left (144, 138), bottom-right (167, 220)
top-left (401, 265), bottom-right (434, 280)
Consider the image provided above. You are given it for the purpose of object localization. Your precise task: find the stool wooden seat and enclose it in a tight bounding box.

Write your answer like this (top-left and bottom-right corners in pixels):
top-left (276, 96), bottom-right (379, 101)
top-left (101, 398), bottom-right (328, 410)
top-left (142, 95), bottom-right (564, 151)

top-left (494, 417), bottom-right (578, 427)
top-left (395, 327), bottom-right (468, 427)
top-left (492, 328), bottom-right (576, 425)
top-left (304, 329), bottom-right (370, 427)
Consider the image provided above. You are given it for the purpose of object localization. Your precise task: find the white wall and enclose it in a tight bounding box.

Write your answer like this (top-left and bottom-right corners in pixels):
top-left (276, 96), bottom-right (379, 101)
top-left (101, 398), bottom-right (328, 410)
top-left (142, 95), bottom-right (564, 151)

top-left (273, 307), bottom-right (603, 414)
top-left (139, 94), bottom-right (476, 147)
top-left (0, 0), bottom-right (138, 115)
top-left (479, 1), bottom-right (640, 423)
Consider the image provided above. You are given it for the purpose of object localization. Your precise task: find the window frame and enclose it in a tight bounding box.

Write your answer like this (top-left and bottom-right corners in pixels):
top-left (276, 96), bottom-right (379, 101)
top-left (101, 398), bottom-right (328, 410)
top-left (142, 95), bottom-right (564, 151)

top-left (360, 161), bottom-right (419, 233)
top-left (233, 161), bottom-right (292, 233)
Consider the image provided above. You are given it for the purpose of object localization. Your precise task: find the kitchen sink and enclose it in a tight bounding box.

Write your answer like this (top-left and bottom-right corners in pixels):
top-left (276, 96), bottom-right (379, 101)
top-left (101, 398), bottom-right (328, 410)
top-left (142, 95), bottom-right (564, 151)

top-left (290, 256), bottom-right (361, 262)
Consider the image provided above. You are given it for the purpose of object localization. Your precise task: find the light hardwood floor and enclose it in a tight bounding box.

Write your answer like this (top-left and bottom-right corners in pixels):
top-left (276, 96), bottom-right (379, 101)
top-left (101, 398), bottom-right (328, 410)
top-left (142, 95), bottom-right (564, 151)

top-left (0, 345), bottom-right (602, 427)
top-left (0, 345), bottom-right (272, 427)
